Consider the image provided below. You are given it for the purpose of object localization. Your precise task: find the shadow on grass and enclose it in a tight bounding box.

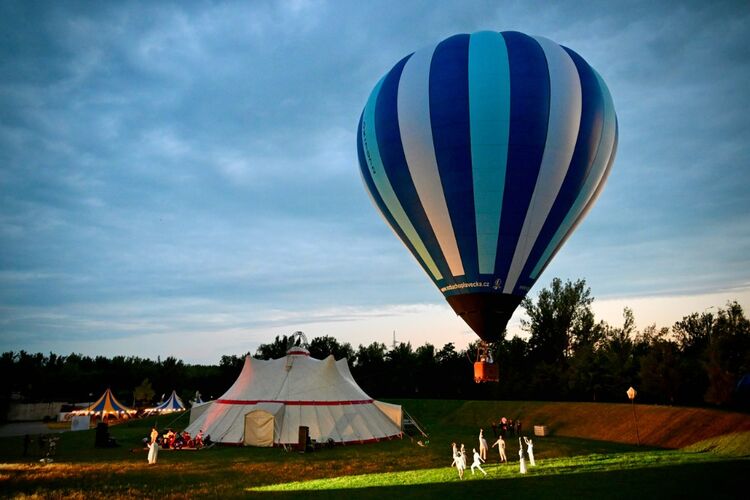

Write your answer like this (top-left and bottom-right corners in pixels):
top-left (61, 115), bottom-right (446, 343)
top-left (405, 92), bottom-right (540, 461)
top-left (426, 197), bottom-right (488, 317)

top-left (248, 459), bottom-right (749, 499)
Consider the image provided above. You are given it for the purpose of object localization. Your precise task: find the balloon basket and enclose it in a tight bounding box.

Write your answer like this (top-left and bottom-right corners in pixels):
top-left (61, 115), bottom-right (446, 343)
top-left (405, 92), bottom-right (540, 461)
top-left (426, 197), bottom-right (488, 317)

top-left (473, 341), bottom-right (499, 383)
top-left (473, 361), bottom-right (499, 383)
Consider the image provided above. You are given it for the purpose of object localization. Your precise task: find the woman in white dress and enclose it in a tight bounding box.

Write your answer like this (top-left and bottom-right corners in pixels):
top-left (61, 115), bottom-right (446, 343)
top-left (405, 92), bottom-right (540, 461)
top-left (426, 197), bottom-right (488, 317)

top-left (518, 438), bottom-right (527, 474)
top-left (147, 427), bottom-right (159, 465)
top-left (524, 436), bottom-right (535, 466)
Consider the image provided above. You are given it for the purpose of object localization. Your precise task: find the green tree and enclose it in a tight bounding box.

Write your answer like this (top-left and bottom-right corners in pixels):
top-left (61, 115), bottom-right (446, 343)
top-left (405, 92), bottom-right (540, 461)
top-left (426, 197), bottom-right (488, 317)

top-left (637, 325), bottom-right (682, 404)
top-left (522, 278), bottom-right (596, 364)
top-left (308, 335), bottom-right (354, 360)
top-left (254, 335), bottom-right (296, 359)
top-left (351, 342), bottom-right (387, 396)
top-left (597, 307), bottom-right (637, 400)
top-left (704, 301), bottom-right (750, 405)
top-left (133, 378), bottom-right (156, 405)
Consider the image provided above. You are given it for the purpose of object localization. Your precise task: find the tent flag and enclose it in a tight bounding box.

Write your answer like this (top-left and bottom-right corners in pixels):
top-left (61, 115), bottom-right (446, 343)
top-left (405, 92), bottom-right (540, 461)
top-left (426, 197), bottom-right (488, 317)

top-left (71, 388), bottom-right (136, 419)
top-left (186, 346), bottom-right (403, 446)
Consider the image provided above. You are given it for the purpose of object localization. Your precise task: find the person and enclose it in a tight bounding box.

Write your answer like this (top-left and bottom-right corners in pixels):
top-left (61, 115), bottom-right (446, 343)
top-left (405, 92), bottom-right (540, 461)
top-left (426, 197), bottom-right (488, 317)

top-left (470, 448), bottom-right (487, 476)
top-left (524, 436), bottom-right (535, 466)
top-left (518, 437), bottom-right (527, 474)
top-left (165, 428), bottom-right (176, 449)
top-left (479, 429), bottom-right (489, 461)
top-left (195, 429), bottom-right (204, 448)
top-left (450, 442), bottom-right (464, 479)
top-left (492, 435), bottom-right (507, 462)
top-left (182, 430), bottom-right (193, 448)
top-left (516, 419), bottom-right (523, 437)
top-left (490, 421), bottom-right (498, 438)
top-left (148, 427), bottom-right (159, 465)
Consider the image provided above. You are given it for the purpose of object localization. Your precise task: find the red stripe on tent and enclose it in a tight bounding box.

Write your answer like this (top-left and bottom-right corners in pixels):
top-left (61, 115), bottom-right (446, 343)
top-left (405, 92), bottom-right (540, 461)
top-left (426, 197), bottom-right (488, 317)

top-left (276, 433), bottom-right (403, 446)
top-left (216, 399), bottom-right (374, 406)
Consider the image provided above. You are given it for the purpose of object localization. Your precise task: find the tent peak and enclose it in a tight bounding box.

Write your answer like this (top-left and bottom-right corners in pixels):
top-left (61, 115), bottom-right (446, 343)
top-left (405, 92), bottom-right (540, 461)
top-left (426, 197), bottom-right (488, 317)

top-left (286, 346), bottom-right (309, 356)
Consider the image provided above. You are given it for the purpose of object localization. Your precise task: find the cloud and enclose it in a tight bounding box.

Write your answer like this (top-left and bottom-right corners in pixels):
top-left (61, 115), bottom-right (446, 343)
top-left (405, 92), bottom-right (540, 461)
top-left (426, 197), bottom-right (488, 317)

top-left (1, 1), bottom-right (748, 358)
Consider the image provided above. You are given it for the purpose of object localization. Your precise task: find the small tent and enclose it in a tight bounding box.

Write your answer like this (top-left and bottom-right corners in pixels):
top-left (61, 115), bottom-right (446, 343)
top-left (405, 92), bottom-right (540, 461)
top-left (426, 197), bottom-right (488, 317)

top-left (189, 400), bottom-right (214, 425)
top-left (144, 390), bottom-right (186, 415)
top-left (71, 388), bottom-right (136, 420)
top-left (186, 346), bottom-right (402, 446)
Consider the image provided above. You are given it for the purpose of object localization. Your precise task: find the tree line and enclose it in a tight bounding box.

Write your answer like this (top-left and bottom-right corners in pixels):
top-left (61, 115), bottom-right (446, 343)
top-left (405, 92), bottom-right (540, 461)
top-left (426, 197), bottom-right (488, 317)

top-left (2, 278), bottom-right (749, 419)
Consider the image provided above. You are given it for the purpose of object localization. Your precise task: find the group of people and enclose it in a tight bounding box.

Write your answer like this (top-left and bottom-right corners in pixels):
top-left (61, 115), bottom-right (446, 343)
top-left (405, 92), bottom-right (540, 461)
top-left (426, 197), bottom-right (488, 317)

top-left (449, 428), bottom-right (536, 478)
top-left (146, 426), bottom-right (210, 464)
top-left (450, 442), bottom-right (487, 479)
top-left (491, 417), bottom-right (522, 438)
top-left (162, 428), bottom-right (206, 449)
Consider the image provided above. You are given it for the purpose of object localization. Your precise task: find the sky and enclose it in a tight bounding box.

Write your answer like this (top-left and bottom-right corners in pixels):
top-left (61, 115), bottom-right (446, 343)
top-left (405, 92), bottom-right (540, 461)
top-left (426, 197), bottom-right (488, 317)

top-left (1, 0), bottom-right (749, 363)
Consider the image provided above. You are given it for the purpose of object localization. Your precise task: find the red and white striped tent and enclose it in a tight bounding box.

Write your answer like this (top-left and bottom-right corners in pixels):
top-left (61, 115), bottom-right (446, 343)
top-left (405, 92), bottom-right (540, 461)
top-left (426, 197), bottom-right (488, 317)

top-left (185, 346), bottom-right (402, 446)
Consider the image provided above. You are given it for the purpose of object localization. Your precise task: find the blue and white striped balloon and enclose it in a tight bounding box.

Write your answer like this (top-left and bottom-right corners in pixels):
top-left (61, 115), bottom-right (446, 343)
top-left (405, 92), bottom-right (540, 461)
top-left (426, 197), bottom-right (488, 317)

top-left (357, 31), bottom-right (618, 342)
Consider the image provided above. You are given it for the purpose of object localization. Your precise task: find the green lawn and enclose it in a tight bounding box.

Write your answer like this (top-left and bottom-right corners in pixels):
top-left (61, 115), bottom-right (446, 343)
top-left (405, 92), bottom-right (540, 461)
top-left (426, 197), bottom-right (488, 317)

top-left (1, 401), bottom-right (748, 498)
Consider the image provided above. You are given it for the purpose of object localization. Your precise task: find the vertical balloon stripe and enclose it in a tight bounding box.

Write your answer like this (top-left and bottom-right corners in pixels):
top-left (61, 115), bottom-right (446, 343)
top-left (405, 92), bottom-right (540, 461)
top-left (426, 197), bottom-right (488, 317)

top-left (533, 127), bottom-right (618, 280)
top-left (468, 31), bottom-right (510, 275)
top-left (398, 44), bottom-right (466, 277)
top-left (374, 55), bottom-right (456, 283)
top-left (493, 31), bottom-right (550, 287)
top-left (358, 119), bottom-right (435, 277)
top-left (360, 79), bottom-right (443, 281)
top-left (530, 71), bottom-right (617, 279)
top-left (573, 123), bottom-right (618, 227)
top-left (429, 34), bottom-right (478, 279)
top-left (503, 36), bottom-right (581, 294)
top-left (516, 47), bottom-right (605, 291)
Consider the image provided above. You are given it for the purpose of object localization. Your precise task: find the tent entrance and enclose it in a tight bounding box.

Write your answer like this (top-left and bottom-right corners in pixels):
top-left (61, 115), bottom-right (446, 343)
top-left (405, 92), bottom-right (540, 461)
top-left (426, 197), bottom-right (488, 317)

top-left (244, 410), bottom-right (276, 447)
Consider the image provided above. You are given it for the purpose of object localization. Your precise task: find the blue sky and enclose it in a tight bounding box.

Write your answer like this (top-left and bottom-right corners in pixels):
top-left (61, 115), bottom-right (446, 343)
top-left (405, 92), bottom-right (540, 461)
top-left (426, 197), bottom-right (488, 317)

top-left (1, 0), bottom-right (749, 362)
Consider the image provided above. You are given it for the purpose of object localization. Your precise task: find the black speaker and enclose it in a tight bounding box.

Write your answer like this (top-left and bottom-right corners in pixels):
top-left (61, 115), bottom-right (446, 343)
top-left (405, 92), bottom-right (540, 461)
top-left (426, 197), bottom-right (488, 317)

top-left (298, 426), bottom-right (309, 452)
top-left (95, 422), bottom-right (109, 447)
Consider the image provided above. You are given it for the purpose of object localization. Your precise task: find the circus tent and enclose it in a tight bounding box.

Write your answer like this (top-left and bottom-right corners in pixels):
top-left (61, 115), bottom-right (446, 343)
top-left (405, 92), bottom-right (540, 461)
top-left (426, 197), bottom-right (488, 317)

top-left (185, 346), bottom-right (402, 446)
top-left (144, 390), bottom-right (186, 415)
top-left (71, 388), bottom-right (136, 419)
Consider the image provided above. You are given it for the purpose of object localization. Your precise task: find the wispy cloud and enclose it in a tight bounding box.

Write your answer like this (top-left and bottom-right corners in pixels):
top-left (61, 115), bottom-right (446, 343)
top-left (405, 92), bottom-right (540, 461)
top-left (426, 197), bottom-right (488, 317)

top-left (1, 1), bottom-right (748, 359)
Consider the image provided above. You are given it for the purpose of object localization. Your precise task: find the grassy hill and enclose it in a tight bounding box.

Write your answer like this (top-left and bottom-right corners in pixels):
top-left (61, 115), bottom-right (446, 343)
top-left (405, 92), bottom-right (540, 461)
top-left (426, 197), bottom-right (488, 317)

top-left (0, 399), bottom-right (748, 497)
top-left (393, 399), bottom-right (750, 450)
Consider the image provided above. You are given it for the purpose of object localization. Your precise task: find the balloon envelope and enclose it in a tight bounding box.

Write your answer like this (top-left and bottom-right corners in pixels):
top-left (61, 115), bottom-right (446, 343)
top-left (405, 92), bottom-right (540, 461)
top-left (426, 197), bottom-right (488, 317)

top-left (357, 31), bottom-right (618, 341)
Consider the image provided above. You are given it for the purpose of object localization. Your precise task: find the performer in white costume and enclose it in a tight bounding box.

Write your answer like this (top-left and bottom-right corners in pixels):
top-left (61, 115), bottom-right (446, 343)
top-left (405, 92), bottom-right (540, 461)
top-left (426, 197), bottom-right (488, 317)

top-left (479, 428), bottom-right (489, 461)
top-left (470, 448), bottom-right (488, 476)
top-left (492, 435), bottom-right (507, 462)
top-left (147, 427), bottom-right (159, 465)
top-left (524, 436), bottom-right (536, 466)
top-left (518, 438), bottom-right (527, 474)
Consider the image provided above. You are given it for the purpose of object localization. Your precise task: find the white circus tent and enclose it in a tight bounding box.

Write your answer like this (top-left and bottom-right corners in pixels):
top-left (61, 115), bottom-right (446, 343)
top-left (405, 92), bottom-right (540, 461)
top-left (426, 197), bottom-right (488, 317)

top-left (185, 346), bottom-right (402, 447)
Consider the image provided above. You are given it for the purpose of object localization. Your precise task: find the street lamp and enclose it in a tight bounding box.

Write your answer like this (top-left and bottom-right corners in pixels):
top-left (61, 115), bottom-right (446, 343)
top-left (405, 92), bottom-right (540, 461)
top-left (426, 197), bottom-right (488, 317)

top-left (626, 386), bottom-right (640, 446)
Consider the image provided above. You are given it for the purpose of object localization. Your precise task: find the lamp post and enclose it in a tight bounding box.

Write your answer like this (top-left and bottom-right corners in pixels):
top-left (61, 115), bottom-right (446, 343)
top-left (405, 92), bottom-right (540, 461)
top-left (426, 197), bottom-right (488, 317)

top-left (626, 386), bottom-right (640, 446)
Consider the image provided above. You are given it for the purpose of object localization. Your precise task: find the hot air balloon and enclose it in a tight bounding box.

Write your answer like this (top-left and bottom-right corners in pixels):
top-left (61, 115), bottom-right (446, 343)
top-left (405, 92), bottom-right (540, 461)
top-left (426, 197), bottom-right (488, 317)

top-left (356, 31), bottom-right (618, 381)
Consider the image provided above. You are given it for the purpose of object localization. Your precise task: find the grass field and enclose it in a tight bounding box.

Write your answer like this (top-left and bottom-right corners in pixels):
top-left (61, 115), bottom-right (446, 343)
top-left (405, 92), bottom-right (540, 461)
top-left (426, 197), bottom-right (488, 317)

top-left (1, 400), bottom-right (748, 498)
